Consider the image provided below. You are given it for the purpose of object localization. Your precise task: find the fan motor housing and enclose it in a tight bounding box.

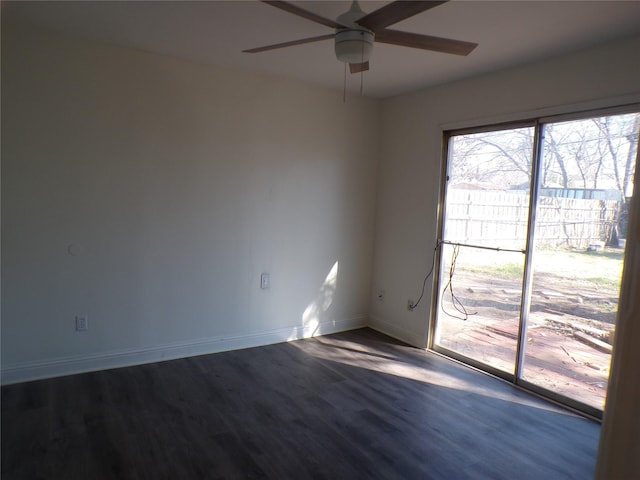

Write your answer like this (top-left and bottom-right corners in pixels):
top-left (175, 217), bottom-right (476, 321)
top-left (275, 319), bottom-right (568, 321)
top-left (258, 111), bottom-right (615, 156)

top-left (335, 29), bottom-right (374, 63)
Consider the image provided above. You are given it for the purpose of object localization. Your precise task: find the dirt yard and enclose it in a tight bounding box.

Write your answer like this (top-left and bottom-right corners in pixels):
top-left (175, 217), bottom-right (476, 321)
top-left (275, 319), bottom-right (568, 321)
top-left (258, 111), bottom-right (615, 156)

top-left (435, 247), bottom-right (623, 411)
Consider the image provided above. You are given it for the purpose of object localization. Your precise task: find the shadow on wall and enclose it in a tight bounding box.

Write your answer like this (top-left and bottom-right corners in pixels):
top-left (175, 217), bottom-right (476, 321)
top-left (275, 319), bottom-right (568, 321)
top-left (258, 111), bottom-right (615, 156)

top-left (288, 261), bottom-right (339, 340)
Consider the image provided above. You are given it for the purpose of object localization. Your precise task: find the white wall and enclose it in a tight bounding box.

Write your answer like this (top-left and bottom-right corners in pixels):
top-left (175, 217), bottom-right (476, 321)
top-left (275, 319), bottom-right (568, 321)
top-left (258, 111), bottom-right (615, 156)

top-left (1, 24), bottom-right (380, 383)
top-left (369, 34), bottom-right (640, 348)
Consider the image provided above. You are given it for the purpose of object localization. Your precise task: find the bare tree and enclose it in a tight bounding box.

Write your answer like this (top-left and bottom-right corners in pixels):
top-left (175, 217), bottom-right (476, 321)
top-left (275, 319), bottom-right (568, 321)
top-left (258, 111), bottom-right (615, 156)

top-left (593, 114), bottom-right (640, 241)
top-left (449, 128), bottom-right (533, 188)
top-left (448, 113), bottom-right (639, 246)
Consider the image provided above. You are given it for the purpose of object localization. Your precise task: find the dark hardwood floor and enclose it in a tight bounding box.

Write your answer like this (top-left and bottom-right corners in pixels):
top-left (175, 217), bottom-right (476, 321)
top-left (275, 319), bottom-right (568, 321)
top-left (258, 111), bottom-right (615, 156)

top-left (2, 328), bottom-right (599, 479)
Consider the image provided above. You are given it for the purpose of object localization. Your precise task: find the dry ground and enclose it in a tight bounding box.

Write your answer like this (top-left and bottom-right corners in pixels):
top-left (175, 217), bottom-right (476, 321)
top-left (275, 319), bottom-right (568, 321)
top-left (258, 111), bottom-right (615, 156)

top-left (436, 247), bottom-right (623, 411)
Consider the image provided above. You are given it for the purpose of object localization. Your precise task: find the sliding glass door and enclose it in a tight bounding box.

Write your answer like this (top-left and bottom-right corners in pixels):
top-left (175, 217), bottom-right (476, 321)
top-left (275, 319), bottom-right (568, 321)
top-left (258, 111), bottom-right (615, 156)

top-left (433, 126), bottom-right (533, 377)
top-left (520, 114), bottom-right (638, 411)
top-left (432, 108), bottom-right (639, 416)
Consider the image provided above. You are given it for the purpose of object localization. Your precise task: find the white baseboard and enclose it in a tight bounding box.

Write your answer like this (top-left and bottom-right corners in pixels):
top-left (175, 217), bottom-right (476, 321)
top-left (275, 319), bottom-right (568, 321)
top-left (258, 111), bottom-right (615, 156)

top-left (1, 316), bottom-right (368, 385)
top-left (368, 315), bottom-right (427, 348)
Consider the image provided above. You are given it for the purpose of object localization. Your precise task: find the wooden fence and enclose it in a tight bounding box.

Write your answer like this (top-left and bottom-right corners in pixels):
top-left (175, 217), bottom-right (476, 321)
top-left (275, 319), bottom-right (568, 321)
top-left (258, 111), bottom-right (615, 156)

top-left (444, 189), bottom-right (619, 249)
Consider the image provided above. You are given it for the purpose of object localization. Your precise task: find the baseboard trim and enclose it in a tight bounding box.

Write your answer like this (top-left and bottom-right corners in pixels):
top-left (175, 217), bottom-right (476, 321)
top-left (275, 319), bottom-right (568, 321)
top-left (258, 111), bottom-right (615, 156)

top-left (1, 316), bottom-right (368, 385)
top-left (368, 315), bottom-right (426, 349)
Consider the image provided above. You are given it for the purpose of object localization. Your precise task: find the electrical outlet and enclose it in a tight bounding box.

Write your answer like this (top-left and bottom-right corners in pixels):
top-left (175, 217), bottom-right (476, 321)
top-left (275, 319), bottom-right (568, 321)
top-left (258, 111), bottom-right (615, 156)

top-left (407, 300), bottom-right (415, 311)
top-left (260, 273), bottom-right (270, 290)
top-left (75, 315), bottom-right (88, 332)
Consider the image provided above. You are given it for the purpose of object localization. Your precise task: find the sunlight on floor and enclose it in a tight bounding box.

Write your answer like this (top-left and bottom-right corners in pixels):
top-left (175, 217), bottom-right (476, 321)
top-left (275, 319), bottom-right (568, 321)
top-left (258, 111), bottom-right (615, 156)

top-left (292, 334), bottom-right (578, 416)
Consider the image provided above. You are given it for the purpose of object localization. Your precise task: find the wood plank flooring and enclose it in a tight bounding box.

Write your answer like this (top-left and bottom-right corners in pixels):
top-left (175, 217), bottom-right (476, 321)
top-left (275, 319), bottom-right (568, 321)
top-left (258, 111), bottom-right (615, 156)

top-left (1, 328), bottom-right (600, 479)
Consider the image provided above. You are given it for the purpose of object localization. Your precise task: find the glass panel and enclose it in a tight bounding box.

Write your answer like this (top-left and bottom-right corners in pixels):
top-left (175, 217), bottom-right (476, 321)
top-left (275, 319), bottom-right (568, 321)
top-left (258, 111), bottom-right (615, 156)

top-left (434, 127), bottom-right (534, 374)
top-left (435, 244), bottom-right (525, 373)
top-left (522, 112), bottom-right (638, 410)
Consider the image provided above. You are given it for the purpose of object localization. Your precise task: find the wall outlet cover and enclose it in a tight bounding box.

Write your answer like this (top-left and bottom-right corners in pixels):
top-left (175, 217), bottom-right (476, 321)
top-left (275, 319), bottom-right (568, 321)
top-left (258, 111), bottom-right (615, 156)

top-left (75, 315), bottom-right (88, 332)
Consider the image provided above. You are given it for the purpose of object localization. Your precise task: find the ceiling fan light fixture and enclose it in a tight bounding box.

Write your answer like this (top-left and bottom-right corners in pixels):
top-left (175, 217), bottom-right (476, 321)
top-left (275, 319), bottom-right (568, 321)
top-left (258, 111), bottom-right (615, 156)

top-left (334, 29), bottom-right (374, 63)
top-left (247, 0), bottom-right (479, 74)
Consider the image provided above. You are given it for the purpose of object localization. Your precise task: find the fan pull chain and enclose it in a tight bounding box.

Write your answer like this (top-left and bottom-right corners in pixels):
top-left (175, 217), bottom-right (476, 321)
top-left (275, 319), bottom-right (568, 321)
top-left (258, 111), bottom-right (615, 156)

top-left (360, 32), bottom-right (364, 96)
top-left (343, 61), bottom-right (347, 103)
top-left (360, 34), bottom-right (364, 96)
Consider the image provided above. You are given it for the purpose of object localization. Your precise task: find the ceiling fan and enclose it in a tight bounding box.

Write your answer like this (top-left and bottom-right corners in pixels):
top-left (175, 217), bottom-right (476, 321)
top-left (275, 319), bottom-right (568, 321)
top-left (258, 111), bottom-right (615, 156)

top-left (243, 0), bottom-right (478, 73)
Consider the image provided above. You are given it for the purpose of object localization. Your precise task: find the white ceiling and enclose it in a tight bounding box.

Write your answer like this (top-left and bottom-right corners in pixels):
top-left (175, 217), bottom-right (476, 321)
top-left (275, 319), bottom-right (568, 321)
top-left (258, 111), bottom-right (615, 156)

top-left (4, 0), bottom-right (640, 98)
